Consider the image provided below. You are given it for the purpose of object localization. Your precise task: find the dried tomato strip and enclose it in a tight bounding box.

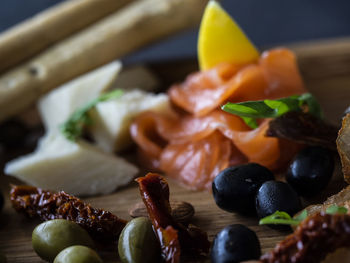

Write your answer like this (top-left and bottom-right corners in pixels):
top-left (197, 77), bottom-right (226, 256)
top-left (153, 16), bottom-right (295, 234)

top-left (136, 173), bottom-right (210, 262)
top-left (10, 185), bottom-right (127, 241)
top-left (261, 212), bottom-right (350, 263)
top-left (159, 226), bottom-right (181, 263)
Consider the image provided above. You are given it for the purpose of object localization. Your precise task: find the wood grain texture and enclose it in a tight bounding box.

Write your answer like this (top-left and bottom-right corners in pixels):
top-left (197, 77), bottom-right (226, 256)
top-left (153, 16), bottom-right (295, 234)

top-left (0, 38), bottom-right (350, 262)
top-left (0, 0), bottom-right (135, 73)
top-left (289, 37), bottom-right (350, 123)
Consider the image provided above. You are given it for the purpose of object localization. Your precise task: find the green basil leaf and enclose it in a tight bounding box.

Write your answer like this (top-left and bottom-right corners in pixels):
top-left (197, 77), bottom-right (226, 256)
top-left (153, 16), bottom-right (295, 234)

top-left (241, 117), bottom-right (258, 129)
top-left (298, 93), bottom-right (323, 119)
top-left (60, 89), bottom-right (123, 141)
top-left (259, 206), bottom-right (349, 227)
top-left (221, 93), bottom-right (322, 129)
top-left (294, 209), bottom-right (308, 222)
top-left (259, 211), bottom-right (301, 226)
top-left (264, 96), bottom-right (300, 116)
top-left (326, 205), bottom-right (348, 215)
top-left (222, 101), bottom-right (275, 118)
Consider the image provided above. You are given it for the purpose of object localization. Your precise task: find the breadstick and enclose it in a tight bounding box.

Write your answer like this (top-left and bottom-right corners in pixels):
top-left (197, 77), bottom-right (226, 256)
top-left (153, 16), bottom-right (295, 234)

top-left (0, 0), bottom-right (134, 73)
top-left (0, 0), bottom-right (207, 123)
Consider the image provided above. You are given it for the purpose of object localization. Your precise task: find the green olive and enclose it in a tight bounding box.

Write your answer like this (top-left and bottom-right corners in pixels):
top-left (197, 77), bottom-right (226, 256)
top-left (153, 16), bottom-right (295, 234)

top-left (32, 219), bottom-right (94, 262)
top-left (0, 251), bottom-right (7, 263)
top-left (118, 217), bottom-right (160, 263)
top-left (53, 245), bottom-right (102, 263)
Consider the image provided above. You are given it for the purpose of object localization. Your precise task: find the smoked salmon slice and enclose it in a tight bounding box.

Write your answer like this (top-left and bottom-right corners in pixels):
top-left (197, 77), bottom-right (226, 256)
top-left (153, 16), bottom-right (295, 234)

top-left (130, 48), bottom-right (306, 190)
top-left (169, 49), bottom-right (305, 117)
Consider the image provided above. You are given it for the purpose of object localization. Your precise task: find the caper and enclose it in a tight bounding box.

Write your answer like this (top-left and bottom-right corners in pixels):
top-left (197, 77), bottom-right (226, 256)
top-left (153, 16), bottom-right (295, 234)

top-left (32, 219), bottom-right (94, 262)
top-left (118, 217), bottom-right (160, 263)
top-left (0, 251), bottom-right (7, 263)
top-left (53, 245), bottom-right (102, 263)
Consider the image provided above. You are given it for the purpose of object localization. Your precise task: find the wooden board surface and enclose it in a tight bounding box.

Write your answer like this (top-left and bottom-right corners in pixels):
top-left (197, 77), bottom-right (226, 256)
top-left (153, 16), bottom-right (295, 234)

top-left (1, 37), bottom-right (350, 262)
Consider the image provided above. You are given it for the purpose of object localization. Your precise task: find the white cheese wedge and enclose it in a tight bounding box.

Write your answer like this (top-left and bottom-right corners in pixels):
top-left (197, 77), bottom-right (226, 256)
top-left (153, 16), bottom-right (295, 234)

top-left (90, 89), bottom-right (173, 153)
top-left (38, 61), bottom-right (122, 131)
top-left (4, 133), bottom-right (138, 196)
top-left (111, 65), bottom-right (159, 92)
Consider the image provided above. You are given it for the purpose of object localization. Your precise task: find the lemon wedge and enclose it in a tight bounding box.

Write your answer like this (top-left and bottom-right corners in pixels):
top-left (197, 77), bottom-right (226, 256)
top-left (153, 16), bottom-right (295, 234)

top-left (198, 0), bottom-right (259, 70)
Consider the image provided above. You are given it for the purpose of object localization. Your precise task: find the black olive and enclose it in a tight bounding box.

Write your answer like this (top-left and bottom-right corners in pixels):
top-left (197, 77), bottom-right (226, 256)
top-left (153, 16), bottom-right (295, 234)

top-left (212, 163), bottom-right (274, 214)
top-left (256, 181), bottom-right (302, 220)
top-left (0, 191), bottom-right (4, 212)
top-left (211, 224), bottom-right (261, 263)
top-left (286, 146), bottom-right (334, 197)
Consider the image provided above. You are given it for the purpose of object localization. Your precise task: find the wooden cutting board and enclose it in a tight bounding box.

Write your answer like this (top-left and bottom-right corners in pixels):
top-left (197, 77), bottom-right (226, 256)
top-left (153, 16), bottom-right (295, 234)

top-left (1, 37), bottom-right (350, 262)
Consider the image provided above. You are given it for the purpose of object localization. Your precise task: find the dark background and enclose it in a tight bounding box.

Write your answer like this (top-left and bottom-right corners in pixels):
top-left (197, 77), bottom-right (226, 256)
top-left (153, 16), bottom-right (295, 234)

top-left (1, 0), bottom-right (350, 63)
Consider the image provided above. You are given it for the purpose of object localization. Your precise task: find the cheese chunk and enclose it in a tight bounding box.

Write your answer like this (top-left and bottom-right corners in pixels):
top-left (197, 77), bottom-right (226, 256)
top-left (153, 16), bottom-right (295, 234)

top-left (111, 65), bottom-right (159, 92)
top-left (38, 61), bottom-right (122, 131)
top-left (90, 89), bottom-right (172, 152)
top-left (4, 133), bottom-right (138, 196)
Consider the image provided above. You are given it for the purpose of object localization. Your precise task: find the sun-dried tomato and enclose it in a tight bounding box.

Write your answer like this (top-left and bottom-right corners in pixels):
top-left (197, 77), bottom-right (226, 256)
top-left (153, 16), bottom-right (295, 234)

top-left (136, 173), bottom-right (210, 263)
top-left (266, 111), bottom-right (338, 151)
top-left (160, 226), bottom-right (181, 263)
top-left (261, 212), bottom-right (350, 263)
top-left (10, 185), bottom-right (127, 241)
